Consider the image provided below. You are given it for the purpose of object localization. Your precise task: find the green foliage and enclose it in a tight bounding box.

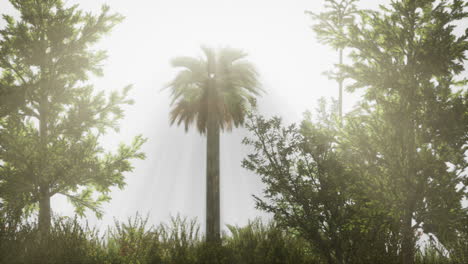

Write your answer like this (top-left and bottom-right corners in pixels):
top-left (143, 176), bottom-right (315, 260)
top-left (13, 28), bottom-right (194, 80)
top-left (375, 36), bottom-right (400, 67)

top-left (305, 0), bottom-right (359, 50)
top-left (105, 213), bottom-right (162, 264)
top-left (0, 214), bottom-right (319, 264)
top-left (226, 219), bottom-right (318, 264)
top-left (304, 0), bottom-right (468, 263)
top-left (306, 0), bottom-right (360, 118)
top-left (242, 103), bottom-right (404, 264)
top-left (2, 212), bottom-right (461, 264)
top-left (0, 0), bottom-right (146, 223)
top-left (336, 0), bottom-right (468, 261)
top-left (0, 215), bottom-right (107, 264)
top-left (158, 215), bottom-right (201, 263)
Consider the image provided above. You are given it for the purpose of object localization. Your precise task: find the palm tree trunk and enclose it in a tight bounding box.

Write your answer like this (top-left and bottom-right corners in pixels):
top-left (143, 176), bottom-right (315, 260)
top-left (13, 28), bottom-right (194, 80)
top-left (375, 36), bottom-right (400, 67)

top-left (206, 115), bottom-right (220, 243)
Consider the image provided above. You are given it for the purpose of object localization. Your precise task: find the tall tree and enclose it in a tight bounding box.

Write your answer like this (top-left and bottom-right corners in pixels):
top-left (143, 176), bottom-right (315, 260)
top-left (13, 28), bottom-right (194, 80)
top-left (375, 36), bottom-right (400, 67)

top-left (242, 102), bottom-right (400, 264)
top-left (306, 0), bottom-right (358, 120)
top-left (333, 1), bottom-right (468, 263)
top-left (166, 46), bottom-right (261, 242)
top-left (0, 0), bottom-right (146, 236)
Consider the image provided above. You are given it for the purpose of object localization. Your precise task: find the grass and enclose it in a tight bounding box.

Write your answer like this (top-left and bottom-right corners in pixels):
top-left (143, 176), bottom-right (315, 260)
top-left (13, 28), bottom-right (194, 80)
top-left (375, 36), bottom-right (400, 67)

top-left (0, 214), bottom-right (317, 264)
top-left (0, 213), bottom-right (465, 264)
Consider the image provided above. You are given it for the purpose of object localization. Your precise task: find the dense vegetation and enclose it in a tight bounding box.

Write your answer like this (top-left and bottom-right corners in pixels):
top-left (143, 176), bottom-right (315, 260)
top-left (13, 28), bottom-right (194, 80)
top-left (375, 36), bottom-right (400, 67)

top-left (0, 214), bottom-right (461, 264)
top-left (0, 0), bottom-right (467, 263)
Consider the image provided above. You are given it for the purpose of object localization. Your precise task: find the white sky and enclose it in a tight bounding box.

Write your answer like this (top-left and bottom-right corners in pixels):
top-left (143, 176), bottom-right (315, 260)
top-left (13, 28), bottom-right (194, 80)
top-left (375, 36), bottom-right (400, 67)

top-left (1, 0), bottom-right (465, 233)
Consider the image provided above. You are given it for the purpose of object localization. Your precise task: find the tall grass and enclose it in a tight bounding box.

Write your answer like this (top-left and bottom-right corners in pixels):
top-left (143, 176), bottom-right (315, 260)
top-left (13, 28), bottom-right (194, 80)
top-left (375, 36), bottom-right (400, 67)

top-left (0, 215), bottom-right (106, 264)
top-left (226, 219), bottom-right (319, 264)
top-left (0, 213), bottom-right (465, 264)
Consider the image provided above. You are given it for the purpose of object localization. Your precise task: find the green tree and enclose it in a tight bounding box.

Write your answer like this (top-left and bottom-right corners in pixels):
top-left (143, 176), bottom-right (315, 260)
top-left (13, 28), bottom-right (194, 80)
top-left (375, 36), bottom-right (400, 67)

top-left (332, 0), bottom-right (468, 263)
top-left (306, 0), bottom-right (359, 120)
top-left (166, 46), bottom-right (261, 242)
top-left (0, 0), bottom-right (146, 236)
top-left (242, 103), bottom-right (400, 264)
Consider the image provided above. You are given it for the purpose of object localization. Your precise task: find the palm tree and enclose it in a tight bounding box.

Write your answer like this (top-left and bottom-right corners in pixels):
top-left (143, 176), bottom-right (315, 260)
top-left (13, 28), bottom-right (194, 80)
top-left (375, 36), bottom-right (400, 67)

top-left (166, 46), bottom-right (261, 242)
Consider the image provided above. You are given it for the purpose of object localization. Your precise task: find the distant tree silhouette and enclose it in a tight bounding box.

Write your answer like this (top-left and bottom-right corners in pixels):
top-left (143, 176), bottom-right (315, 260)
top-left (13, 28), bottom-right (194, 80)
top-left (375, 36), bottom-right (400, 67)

top-left (166, 46), bottom-right (262, 242)
top-left (306, 0), bottom-right (358, 120)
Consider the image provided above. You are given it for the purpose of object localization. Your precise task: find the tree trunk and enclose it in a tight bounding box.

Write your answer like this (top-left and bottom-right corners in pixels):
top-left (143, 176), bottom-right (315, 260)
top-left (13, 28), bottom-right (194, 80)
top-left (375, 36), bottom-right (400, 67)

top-left (401, 208), bottom-right (414, 264)
top-left (401, 120), bottom-right (417, 264)
top-left (38, 98), bottom-right (51, 237)
top-left (401, 97), bottom-right (417, 264)
top-left (38, 184), bottom-right (51, 236)
top-left (338, 48), bottom-right (343, 121)
top-left (206, 115), bottom-right (220, 243)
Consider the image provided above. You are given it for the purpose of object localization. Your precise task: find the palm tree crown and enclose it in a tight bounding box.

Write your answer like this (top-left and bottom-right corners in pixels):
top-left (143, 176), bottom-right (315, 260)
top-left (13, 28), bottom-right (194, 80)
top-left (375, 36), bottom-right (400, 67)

top-left (166, 46), bottom-right (261, 242)
top-left (167, 46), bottom-right (261, 132)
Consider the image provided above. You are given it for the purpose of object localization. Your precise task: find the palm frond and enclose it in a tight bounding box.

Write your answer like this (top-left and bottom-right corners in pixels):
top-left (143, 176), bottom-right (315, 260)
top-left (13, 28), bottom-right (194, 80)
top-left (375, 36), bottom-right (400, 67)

top-left (166, 46), bottom-right (262, 133)
top-left (200, 45), bottom-right (216, 75)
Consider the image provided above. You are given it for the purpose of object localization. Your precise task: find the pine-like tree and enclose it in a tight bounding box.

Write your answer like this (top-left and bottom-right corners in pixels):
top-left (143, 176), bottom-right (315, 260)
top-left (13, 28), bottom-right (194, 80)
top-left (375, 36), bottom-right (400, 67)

top-left (0, 0), bottom-right (146, 236)
top-left (335, 1), bottom-right (468, 263)
top-left (306, 0), bottom-right (359, 120)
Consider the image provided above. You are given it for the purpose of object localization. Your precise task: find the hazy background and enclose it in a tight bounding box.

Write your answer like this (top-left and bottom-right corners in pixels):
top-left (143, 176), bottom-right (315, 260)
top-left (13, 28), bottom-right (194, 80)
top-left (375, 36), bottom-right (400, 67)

top-left (3, 0), bottom-right (464, 233)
